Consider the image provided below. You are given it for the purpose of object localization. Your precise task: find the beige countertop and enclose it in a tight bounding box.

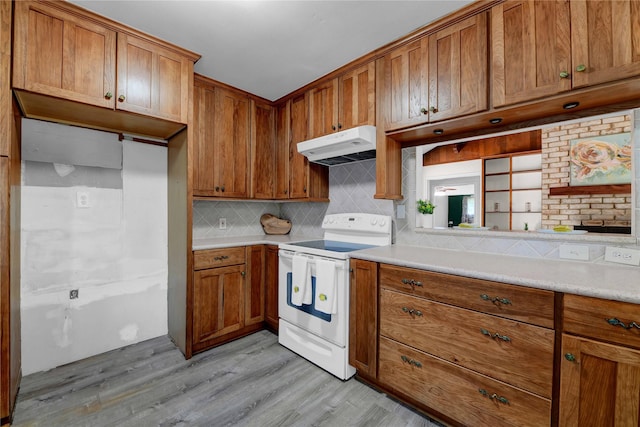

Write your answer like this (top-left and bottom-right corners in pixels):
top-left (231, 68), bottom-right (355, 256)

top-left (193, 236), bottom-right (639, 304)
top-left (352, 245), bottom-right (640, 305)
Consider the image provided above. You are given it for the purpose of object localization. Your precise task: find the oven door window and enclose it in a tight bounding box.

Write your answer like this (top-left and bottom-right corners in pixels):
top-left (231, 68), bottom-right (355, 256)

top-left (286, 272), bottom-right (331, 322)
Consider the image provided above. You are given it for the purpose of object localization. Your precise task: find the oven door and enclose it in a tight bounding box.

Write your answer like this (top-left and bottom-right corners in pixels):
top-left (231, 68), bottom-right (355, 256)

top-left (278, 249), bottom-right (349, 347)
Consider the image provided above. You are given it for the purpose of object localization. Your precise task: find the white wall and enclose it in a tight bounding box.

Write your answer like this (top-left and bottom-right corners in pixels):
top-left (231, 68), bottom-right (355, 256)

top-left (21, 130), bottom-right (168, 375)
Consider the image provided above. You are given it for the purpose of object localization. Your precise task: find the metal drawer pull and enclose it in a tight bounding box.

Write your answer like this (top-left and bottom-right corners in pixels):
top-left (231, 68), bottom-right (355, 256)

top-left (213, 255), bottom-right (230, 261)
top-left (607, 318), bottom-right (640, 330)
top-left (480, 328), bottom-right (511, 342)
top-left (401, 307), bottom-right (423, 317)
top-left (564, 353), bottom-right (576, 362)
top-left (480, 294), bottom-right (512, 305)
top-left (401, 278), bottom-right (423, 288)
top-left (400, 355), bottom-right (422, 368)
top-left (478, 389), bottom-right (509, 405)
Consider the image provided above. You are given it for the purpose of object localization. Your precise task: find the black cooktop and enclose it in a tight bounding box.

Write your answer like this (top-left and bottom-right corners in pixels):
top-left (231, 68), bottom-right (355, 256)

top-left (289, 239), bottom-right (375, 253)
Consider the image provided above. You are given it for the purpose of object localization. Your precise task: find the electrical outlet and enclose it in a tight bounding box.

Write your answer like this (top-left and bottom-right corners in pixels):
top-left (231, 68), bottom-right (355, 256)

top-left (76, 191), bottom-right (90, 208)
top-left (559, 244), bottom-right (589, 261)
top-left (219, 218), bottom-right (227, 230)
top-left (69, 289), bottom-right (79, 299)
top-left (605, 246), bottom-right (640, 266)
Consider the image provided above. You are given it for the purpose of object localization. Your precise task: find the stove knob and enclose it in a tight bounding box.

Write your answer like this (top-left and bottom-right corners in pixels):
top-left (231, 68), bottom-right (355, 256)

top-left (371, 218), bottom-right (377, 225)
top-left (379, 219), bottom-right (386, 227)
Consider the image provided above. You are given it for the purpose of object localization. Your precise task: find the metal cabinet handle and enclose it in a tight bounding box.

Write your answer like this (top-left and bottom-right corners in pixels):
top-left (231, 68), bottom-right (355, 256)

top-left (559, 71), bottom-right (570, 79)
top-left (575, 64), bottom-right (586, 72)
top-left (401, 278), bottom-right (423, 288)
top-left (607, 318), bottom-right (640, 330)
top-left (118, 95), bottom-right (126, 102)
top-left (478, 389), bottom-right (509, 405)
top-left (213, 255), bottom-right (230, 261)
top-left (420, 107), bottom-right (428, 115)
top-left (104, 92), bottom-right (113, 99)
top-left (564, 353), bottom-right (576, 362)
top-left (332, 125), bottom-right (336, 131)
top-left (429, 106), bottom-right (438, 113)
top-left (480, 328), bottom-right (511, 342)
top-left (402, 307), bottom-right (423, 317)
top-left (400, 355), bottom-right (422, 368)
top-left (480, 294), bottom-right (512, 305)
top-left (241, 271), bottom-right (246, 277)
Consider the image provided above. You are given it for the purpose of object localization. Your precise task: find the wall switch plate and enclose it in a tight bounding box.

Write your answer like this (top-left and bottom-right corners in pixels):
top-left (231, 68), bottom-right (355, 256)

top-left (76, 191), bottom-right (90, 208)
top-left (605, 246), bottom-right (640, 266)
top-left (69, 289), bottom-right (79, 299)
top-left (559, 244), bottom-right (589, 261)
top-left (219, 218), bottom-right (227, 230)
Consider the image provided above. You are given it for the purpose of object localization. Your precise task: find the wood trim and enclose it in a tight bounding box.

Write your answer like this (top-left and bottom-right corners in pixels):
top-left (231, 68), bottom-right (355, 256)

top-left (195, 73), bottom-right (273, 105)
top-left (549, 184), bottom-right (632, 196)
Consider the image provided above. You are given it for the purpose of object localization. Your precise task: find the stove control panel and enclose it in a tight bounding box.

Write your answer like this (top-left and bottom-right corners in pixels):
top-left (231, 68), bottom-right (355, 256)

top-left (322, 213), bottom-right (392, 234)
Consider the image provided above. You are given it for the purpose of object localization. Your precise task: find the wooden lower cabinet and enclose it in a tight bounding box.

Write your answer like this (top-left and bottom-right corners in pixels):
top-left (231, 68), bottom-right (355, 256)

top-left (349, 259), bottom-right (378, 380)
top-left (191, 246), bottom-right (264, 353)
top-left (379, 337), bottom-right (551, 427)
top-left (559, 334), bottom-right (640, 427)
top-left (264, 245), bottom-right (279, 332)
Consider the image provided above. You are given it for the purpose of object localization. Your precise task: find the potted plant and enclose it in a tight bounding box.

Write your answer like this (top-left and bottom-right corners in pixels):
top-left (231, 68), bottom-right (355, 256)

top-left (416, 199), bottom-right (436, 228)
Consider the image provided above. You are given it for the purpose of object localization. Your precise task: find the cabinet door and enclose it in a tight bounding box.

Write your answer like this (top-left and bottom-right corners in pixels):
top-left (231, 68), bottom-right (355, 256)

top-left (428, 13), bottom-right (488, 121)
top-left (274, 101), bottom-right (291, 199)
top-left (192, 78), bottom-right (216, 194)
top-left (251, 100), bottom-right (276, 199)
top-left (307, 78), bottom-right (339, 138)
top-left (289, 94), bottom-right (309, 199)
top-left (13, 1), bottom-right (116, 109)
top-left (116, 33), bottom-right (190, 123)
top-left (571, 0), bottom-right (640, 88)
top-left (264, 245), bottom-right (279, 331)
top-left (559, 334), bottom-right (640, 427)
top-left (339, 62), bottom-right (375, 130)
top-left (382, 37), bottom-right (429, 131)
top-left (491, 0), bottom-right (571, 107)
top-left (245, 246), bottom-right (265, 326)
top-left (349, 259), bottom-right (378, 380)
top-left (193, 265), bottom-right (245, 344)
top-left (213, 87), bottom-right (251, 198)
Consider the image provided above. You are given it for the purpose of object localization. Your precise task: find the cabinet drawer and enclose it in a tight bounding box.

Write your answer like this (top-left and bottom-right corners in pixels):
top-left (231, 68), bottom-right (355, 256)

top-left (380, 289), bottom-right (554, 398)
top-left (379, 337), bottom-right (551, 427)
top-left (379, 264), bottom-right (555, 328)
top-left (563, 294), bottom-right (640, 350)
top-left (194, 247), bottom-right (246, 270)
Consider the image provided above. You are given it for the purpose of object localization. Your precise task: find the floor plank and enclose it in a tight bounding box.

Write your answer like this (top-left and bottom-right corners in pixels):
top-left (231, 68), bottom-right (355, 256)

top-left (12, 331), bottom-right (443, 426)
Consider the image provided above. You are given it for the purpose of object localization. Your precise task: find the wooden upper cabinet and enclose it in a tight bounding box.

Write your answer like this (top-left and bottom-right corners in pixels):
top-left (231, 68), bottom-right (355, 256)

top-left (428, 13), bottom-right (488, 121)
top-left (307, 78), bottom-right (338, 139)
top-left (381, 37), bottom-right (429, 131)
top-left (251, 100), bottom-right (276, 199)
top-left (192, 78), bottom-right (216, 194)
top-left (289, 94), bottom-right (310, 198)
top-left (12, 1), bottom-right (116, 109)
top-left (274, 101), bottom-right (292, 199)
top-left (213, 87), bottom-right (251, 198)
top-left (571, 0), bottom-right (640, 88)
top-left (116, 33), bottom-right (190, 123)
top-left (338, 61), bottom-right (376, 129)
top-left (492, 1), bottom-right (571, 107)
top-left (192, 77), bottom-right (251, 198)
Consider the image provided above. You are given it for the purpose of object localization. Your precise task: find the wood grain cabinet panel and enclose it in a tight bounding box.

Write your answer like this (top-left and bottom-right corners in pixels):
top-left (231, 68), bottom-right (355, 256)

top-left (274, 101), bottom-right (291, 199)
top-left (349, 259), bottom-right (378, 381)
top-left (245, 245), bottom-right (265, 326)
top-left (193, 247), bottom-right (246, 270)
top-left (338, 62), bottom-right (376, 130)
top-left (13, 1), bottom-right (116, 109)
top-left (559, 334), bottom-right (640, 427)
top-left (264, 245), bottom-right (279, 331)
top-left (428, 12), bottom-right (488, 121)
top-left (116, 33), bottom-right (190, 123)
top-left (307, 79), bottom-right (338, 139)
top-left (380, 289), bottom-right (554, 398)
top-left (491, 0), bottom-right (571, 107)
top-left (571, 0), bottom-right (640, 89)
top-left (193, 264), bottom-right (245, 345)
top-left (379, 336), bottom-right (551, 427)
top-left (381, 37), bottom-right (429, 131)
top-left (251, 100), bottom-right (277, 199)
top-left (379, 264), bottom-right (555, 328)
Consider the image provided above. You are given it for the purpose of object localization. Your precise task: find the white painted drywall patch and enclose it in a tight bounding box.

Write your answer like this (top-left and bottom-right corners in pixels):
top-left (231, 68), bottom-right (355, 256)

top-left (21, 125), bottom-right (168, 375)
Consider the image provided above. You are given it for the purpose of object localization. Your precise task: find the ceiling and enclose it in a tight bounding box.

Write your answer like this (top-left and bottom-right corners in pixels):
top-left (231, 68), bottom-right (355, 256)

top-left (69, 0), bottom-right (473, 101)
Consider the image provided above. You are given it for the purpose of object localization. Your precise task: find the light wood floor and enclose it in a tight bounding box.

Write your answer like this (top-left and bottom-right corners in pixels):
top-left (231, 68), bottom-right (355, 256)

top-left (12, 330), bottom-right (443, 427)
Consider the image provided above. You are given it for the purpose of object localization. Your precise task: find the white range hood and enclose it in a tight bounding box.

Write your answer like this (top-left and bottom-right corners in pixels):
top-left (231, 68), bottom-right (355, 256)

top-left (297, 125), bottom-right (376, 166)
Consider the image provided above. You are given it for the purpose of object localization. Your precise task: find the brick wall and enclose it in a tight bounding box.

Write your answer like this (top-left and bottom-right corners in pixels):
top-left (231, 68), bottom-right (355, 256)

top-left (541, 115), bottom-right (632, 229)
